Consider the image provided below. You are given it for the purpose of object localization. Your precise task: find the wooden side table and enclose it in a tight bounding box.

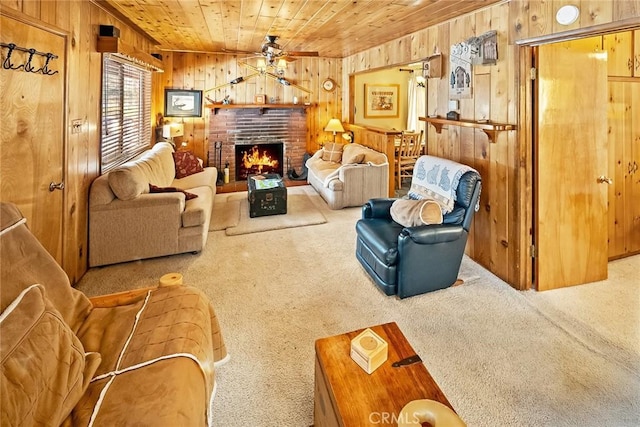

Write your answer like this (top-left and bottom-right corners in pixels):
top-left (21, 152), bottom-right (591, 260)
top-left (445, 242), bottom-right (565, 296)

top-left (314, 322), bottom-right (455, 426)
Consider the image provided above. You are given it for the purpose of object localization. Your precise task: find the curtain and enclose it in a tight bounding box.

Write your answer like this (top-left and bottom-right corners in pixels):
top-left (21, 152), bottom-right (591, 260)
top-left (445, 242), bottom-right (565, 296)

top-left (406, 74), bottom-right (426, 133)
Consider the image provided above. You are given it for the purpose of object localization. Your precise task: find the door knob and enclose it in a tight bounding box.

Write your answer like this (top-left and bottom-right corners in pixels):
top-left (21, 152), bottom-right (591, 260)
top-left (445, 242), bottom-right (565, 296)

top-left (49, 181), bottom-right (65, 192)
top-left (597, 176), bottom-right (613, 185)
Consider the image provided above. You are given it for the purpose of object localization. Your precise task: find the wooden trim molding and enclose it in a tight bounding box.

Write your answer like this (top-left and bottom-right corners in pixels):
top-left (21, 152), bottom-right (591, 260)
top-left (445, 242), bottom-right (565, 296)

top-left (516, 16), bottom-right (640, 46)
top-left (206, 103), bottom-right (314, 114)
top-left (97, 36), bottom-right (163, 71)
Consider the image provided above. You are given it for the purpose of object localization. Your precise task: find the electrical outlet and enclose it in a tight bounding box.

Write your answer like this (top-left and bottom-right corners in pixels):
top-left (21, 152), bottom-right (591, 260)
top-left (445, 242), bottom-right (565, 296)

top-left (71, 119), bottom-right (83, 134)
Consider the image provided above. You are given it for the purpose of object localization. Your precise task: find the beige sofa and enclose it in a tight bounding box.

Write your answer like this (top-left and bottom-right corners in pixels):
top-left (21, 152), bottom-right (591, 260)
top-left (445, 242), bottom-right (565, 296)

top-left (0, 202), bottom-right (227, 426)
top-left (306, 142), bottom-right (389, 209)
top-left (89, 142), bottom-right (217, 267)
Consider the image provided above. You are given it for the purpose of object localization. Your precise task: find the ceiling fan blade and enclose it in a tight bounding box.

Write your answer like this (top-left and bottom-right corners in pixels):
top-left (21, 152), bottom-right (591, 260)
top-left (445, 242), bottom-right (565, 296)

top-left (221, 48), bottom-right (260, 55)
top-left (284, 51), bottom-right (319, 57)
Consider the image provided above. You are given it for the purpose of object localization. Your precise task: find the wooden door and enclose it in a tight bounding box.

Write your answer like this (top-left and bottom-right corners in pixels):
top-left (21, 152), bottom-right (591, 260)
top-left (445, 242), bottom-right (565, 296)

top-left (535, 37), bottom-right (609, 291)
top-left (0, 13), bottom-right (66, 264)
top-left (629, 83), bottom-right (640, 253)
top-left (634, 30), bottom-right (640, 77)
top-left (604, 32), bottom-right (633, 77)
top-left (608, 80), bottom-right (640, 258)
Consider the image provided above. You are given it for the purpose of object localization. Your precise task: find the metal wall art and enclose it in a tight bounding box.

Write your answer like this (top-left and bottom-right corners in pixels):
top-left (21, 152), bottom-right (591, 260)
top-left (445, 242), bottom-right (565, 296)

top-left (465, 30), bottom-right (498, 65)
top-left (449, 42), bottom-right (472, 99)
top-left (1, 42), bottom-right (59, 75)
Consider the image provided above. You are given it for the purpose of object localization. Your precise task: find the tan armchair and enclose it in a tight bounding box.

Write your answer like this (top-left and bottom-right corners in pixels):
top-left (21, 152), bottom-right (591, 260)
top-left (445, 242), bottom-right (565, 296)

top-left (0, 202), bottom-right (227, 426)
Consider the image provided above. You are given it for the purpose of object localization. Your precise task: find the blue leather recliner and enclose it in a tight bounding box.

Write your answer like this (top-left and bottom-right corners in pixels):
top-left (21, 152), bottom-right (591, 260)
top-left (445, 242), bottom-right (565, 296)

top-left (355, 157), bottom-right (481, 298)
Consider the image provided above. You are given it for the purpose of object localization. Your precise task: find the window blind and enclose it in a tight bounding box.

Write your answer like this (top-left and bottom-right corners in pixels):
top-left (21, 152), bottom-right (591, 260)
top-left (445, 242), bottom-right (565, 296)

top-left (101, 54), bottom-right (151, 172)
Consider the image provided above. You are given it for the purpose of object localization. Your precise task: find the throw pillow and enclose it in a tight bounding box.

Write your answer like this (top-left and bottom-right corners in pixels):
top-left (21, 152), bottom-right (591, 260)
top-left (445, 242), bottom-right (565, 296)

top-left (321, 143), bottom-right (344, 163)
top-left (149, 184), bottom-right (198, 200)
top-left (390, 199), bottom-right (443, 227)
top-left (343, 153), bottom-right (365, 165)
top-left (108, 165), bottom-right (148, 201)
top-left (173, 151), bottom-right (204, 179)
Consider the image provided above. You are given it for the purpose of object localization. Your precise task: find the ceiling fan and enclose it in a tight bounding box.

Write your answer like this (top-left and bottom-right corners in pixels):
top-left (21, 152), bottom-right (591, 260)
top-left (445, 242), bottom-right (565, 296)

top-left (255, 35), bottom-right (319, 66)
top-left (226, 35), bottom-right (319, 66)
top-left (206, 36), bottom-right (316, 94)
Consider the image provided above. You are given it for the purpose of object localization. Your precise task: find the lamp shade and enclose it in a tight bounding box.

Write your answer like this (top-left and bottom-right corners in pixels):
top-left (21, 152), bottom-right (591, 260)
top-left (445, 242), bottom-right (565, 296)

top-left (324, 119), bottom-right (345, 133)
top-left (162, 123), bottom-right (184, 138)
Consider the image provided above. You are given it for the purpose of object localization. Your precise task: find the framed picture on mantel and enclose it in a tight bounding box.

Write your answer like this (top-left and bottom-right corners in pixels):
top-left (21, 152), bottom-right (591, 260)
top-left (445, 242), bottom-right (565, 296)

top-left (364, 84), bottom-right (399, 118)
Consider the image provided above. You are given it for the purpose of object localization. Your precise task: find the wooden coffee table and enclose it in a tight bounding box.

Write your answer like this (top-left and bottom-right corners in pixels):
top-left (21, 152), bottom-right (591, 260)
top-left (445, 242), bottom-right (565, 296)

top-left (314, 322), bottom-right (455, 426)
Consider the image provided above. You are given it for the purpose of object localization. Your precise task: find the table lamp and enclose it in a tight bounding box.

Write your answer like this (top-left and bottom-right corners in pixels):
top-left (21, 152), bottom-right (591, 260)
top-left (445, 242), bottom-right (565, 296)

top-left (324, 118), bottom-right (345, 143)
top-left (162, 123), bottom-right (184, 147)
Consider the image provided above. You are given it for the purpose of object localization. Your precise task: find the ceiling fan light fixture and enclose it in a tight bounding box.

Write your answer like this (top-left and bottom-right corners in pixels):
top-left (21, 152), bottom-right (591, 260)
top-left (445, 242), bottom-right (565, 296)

top-left (257, 58), bottom-right (267, 73)
top-left (277, 59), bottom-right (287, 75)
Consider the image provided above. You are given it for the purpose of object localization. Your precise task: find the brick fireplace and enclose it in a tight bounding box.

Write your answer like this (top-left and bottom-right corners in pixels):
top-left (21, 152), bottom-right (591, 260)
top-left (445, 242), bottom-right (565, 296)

top-left (208, 107), bottom-right (308, 182)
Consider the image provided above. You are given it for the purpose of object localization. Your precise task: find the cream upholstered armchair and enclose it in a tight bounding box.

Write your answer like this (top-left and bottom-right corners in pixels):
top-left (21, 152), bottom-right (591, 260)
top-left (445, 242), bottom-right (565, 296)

top-left (306, 143), bottom-right (389, 209)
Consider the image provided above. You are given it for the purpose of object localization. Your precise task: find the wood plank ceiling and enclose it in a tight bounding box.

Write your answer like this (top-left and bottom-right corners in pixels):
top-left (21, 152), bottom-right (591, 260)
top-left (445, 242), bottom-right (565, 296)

top-left (100, 0), bottom-right (505, 58)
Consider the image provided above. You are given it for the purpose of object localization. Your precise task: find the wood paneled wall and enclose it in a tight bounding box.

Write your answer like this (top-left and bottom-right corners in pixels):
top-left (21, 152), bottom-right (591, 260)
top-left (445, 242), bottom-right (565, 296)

top-left (153, 53), bottom-right (343, 161)
top-left (343, 1), bottom-right (640, 290)
top-left (2, 0), bottom-right (158, 284)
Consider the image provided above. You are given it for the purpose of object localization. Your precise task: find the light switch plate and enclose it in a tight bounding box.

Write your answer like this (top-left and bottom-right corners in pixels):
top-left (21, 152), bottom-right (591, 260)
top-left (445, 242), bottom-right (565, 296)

top-left (71, 119), bottom-right (83, 134)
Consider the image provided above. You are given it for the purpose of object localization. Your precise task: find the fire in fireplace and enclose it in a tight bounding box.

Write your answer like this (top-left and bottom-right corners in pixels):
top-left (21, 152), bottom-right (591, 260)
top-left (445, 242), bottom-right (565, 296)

top-left (235, 143), bottom-right (284, 180)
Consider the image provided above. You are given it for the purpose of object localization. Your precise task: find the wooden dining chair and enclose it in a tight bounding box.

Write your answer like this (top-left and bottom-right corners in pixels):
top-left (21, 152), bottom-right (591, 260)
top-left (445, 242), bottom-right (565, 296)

top-left (396, 131), bottom-right (424, 189)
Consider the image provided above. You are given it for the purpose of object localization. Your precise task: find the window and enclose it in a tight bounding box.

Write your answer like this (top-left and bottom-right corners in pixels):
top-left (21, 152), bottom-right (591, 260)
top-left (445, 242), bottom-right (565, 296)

top-left (101, 54), bottom-right (151, 172)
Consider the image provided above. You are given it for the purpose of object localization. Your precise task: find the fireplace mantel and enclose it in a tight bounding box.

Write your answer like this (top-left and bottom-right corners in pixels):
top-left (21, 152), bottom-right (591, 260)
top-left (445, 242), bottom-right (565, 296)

top-left (206, 103), bottom-right (315, 115)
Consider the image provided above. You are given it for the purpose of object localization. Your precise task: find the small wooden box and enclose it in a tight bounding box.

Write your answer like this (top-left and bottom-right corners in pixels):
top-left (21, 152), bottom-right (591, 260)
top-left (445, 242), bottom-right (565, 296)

top-left (350, 328), bottom-right (388, 374)
top-left (423, 53), bottom-right (442, 79)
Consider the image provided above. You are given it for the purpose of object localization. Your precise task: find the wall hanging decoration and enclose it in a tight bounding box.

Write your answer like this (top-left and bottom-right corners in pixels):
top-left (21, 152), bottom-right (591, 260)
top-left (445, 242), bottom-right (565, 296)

top-left (364, 83), bottom-right (400, 118)
top-left (449, 42), bottom-right (472, 99)
top-left (1, 42), bottom-right (58, 75)
top-left (465, 30), bottom-right (498, 65)
top-left (422, 53), bottom-right (442, 79)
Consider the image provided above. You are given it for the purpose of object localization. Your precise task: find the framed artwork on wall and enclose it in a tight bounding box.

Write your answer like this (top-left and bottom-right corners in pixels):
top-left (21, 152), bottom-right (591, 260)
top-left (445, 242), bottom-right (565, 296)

top-left (164, 89), bottom-right (203, 117)
top-left (364, 83), bottom-right (400, 118)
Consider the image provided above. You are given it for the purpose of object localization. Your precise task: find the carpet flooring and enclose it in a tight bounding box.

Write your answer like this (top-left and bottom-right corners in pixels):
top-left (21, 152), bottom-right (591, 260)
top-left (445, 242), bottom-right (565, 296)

top-left (76, 187), bottom-right (640, 427)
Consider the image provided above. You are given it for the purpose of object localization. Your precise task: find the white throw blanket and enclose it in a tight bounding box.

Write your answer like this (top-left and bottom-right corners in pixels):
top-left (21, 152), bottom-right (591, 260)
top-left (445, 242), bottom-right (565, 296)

top-left (407, 155), bottom-right (475, 214)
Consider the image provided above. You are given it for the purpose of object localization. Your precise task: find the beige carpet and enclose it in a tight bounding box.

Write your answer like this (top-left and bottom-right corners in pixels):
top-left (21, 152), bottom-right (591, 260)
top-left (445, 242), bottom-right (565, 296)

top-left (210, 185), bottom-right (326, 235)
top-left (76, 195), bottom-right (640, 427)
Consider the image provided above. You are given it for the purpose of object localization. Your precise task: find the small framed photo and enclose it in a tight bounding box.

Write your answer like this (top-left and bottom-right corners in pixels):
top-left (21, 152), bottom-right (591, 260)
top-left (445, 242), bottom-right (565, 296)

top-left (254, 94), bottom-right (266, 104)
